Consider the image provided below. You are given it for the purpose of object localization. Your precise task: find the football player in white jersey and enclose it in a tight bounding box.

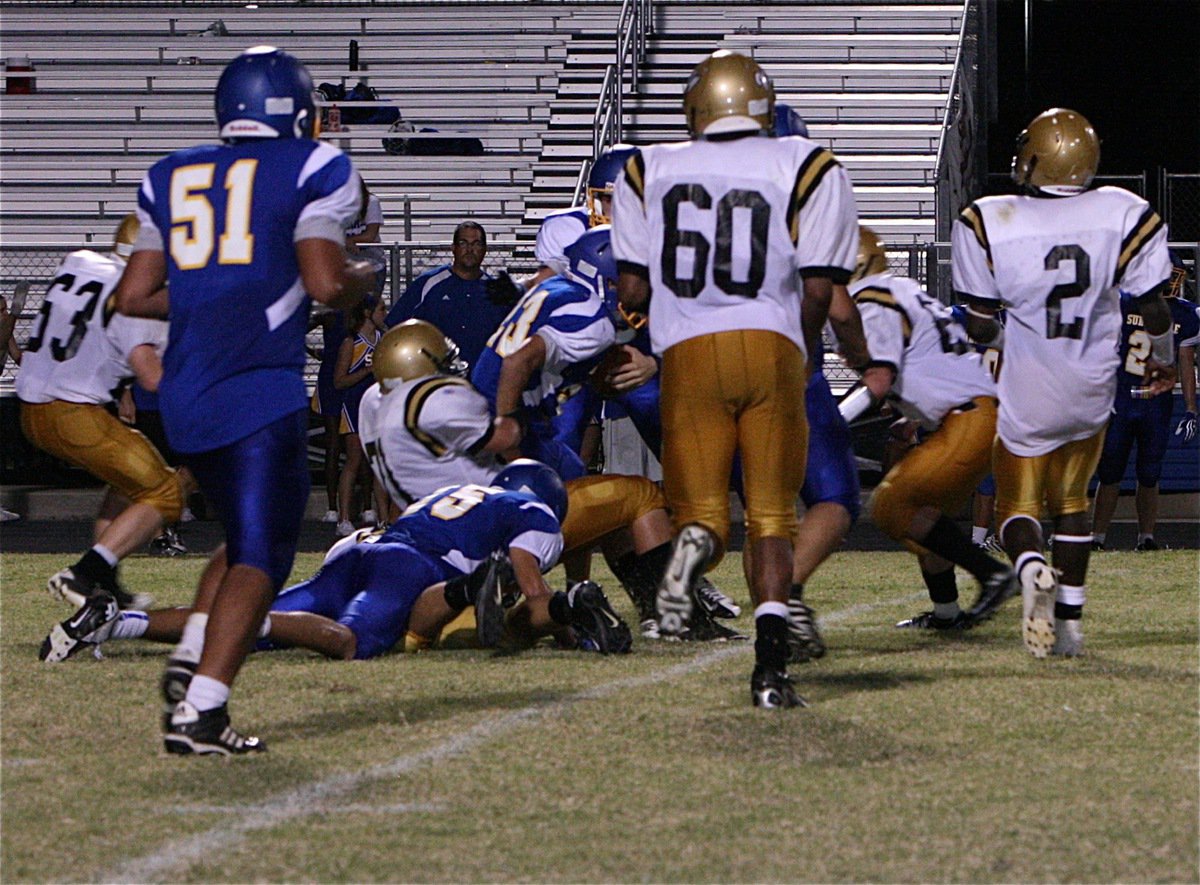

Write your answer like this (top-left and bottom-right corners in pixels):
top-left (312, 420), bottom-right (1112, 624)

top-left (612, 50), bottom-right (858, 708)
top-left (953, 109), bottom-right (1176, 657)
top-left (17, 214), bottom-right (183, 612)
top-left (838, 226), bottom-right (1015, 629)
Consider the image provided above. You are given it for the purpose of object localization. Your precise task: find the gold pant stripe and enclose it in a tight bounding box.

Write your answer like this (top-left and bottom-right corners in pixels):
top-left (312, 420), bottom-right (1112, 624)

top-left (994, 428), bottom-right (1106, 522)
top-left (20, 400), bottom-right (183, 522)
top-left (871, 398), bottom-right (997, 541)
top-left (661, 330), bottom-right (808, 558)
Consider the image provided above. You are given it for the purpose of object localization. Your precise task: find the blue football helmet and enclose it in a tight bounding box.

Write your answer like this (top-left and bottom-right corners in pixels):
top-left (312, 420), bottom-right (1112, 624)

top-left (564, 225), bottom-right (618, 305)
top-left (773, 102), bottom-right (809, 138)
top-left (586, 144), bottom-right (637, 226)
top-left (215, 46), bottom-right (316, 141)
top-left (492, 459), bottom-right (569, 524)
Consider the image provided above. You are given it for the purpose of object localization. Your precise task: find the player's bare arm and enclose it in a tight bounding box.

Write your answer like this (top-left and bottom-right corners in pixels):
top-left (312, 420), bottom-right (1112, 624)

top-left (494, 334), bottom-right (546, 418)
top-left (127, 343), bottom-right (163, 393)
top-left (114, 250), bottom-right (170, 319)
top-left (509, 546), bottom-right (550, 600)
top-left (827, 283), bottom-right (871, 369)
top-left (1139, 291), bottom-right (1179, 396)
top-left (800, 275), bottom-right (835, 371)
top-left (296, 238), bottom-right (375, 311)
top-left (481, 414), bottom-right (525, 453)
top-left (606, 346), bottom-right (658, 392)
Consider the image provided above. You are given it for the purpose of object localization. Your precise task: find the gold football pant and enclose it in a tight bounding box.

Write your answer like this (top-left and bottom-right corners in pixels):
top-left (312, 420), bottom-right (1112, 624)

top-left (561, 474), bottom-right (667, 554)
top-left (660, 329), bottom-right (808, 562)
top-left (20, 399), bottom-right (184, 522)
top-left (871, 398), bottom-right (997, 547)
top-left (994, 428), bottom-right (1105, 524)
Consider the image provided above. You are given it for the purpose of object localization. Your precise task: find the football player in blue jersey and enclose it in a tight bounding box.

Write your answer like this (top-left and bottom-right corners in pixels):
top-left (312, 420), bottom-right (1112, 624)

top-left (471, 226), bottom-right (617, 482)
top-left (41, 462), bottom-right (633, 670)
top-left (1091, 254), bottom-right (1199, 551)
top-left (113, 47), bottom-right (376, 755)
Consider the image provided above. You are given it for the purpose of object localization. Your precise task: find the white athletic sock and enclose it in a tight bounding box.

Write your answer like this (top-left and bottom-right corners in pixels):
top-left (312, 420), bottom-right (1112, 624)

top-left (258, 615), bottom-right (272, 639)
top-left (185, 674), bottom-right (230, 713)
top-left (972, 526), bottom-right (988, 544)
top-left (933, 601), bottom-right (962, 619)
top-left (92, 544), bottom-right (119, 568)
top-left (754, 601), bottom-right (789, 620)
top-left (173, 612), bottom-right (208, 664)
top-left (110, 611), bottom-right (150, 640)
top-left (1057, 584), bottom-right (1086, 607)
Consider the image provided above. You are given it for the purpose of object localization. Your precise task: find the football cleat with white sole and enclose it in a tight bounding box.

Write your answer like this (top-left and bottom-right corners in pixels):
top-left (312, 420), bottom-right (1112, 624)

top-left (656, 525), bottom-right (714, 638)
top-left (161, 656), bottom-right (199, 728)
top-left (786, 599), bottom-right (826, 662)
top-left (1051, 618), bottom-right (1084, 656)
top-left (567, 581), bottom-right (632, 654)
top-left (39, 592), bottom-right (120, 662)
top-left (164, 701), bottom-right (266, 756)
top-left (1020, 562), bottom-right (1059, 658)
top-left (751, 665), bottom-right (807, 709)
top-left (47, 567), bottom-right (152, 611)
top-left (695, 577), bottom-right (740, 619)
top-left (639, 618), bottom-right (662, 640)
top-left (149, 527), bottom-right (187, 557)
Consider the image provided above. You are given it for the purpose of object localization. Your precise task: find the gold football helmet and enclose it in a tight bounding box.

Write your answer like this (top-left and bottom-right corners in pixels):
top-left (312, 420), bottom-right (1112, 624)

top-left (373, 319), bottom-right (465, 388)
top-left (850, 226), bottom-right (888, 282)
top-left (112, 213), bottom-right (140, 261)
top-left (1011, 108), bottom-right (1099, 195)
top-left (683, 50), bottom-right (774, 137)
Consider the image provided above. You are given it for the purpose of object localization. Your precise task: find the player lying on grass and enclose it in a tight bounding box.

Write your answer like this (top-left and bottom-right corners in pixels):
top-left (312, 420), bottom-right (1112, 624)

top-left (41, 464), bottom-right (634, 676)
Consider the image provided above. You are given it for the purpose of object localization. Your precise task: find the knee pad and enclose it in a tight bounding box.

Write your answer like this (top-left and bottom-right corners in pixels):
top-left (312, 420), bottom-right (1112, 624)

top-left (869, 481), bottom-right (912, 542)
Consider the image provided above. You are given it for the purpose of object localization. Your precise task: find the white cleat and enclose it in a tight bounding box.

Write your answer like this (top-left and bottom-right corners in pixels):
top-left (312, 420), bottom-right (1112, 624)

top-left (1051, 618), bottom-right (1084, 656)
top-left (1020, 562), bottom-right (1058, 659)
top-left (656, 525), bottom-right (713, 638)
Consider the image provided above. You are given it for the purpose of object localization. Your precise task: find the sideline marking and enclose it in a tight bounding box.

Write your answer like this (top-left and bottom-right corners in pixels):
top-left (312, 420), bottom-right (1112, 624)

top-left (103, 592), bottom-right (925, 883)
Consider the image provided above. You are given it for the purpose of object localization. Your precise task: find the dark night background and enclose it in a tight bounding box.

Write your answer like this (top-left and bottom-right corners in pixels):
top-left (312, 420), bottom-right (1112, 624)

top-left (991, 0), bottom-right (1198, 190)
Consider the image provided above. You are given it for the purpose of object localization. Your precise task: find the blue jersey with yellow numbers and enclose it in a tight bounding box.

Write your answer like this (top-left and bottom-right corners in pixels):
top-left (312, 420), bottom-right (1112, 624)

top-left (471, 275), bottom-right (615, 420)
top-left (137, 138), bottom-right (359, 452)
top-left (1113, 293), bottom-right (1200, 411)
top-left (382, 484), bottom-right (562, 578)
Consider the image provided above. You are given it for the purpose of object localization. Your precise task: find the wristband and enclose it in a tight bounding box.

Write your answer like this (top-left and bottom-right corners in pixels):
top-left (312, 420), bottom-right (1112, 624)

top-left (838, 384), bottom-right (878, 423)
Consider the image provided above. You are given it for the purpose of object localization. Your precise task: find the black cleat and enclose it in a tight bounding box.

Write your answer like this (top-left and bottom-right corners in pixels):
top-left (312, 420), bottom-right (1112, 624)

top-left (149, 527), bottom-right (187, 557)
top-left (786, 598), bottom-right (826, 662)
top-left (164, 701), bottom-right (266, 756)
top-left (567, 581), bottom-right (632, 654)
top-left (1090, 539), bottom-right (1107, 552)
top-left (895, 610), bottom-right (972, 630)
top-left (966, 567), bottom-right (1018, 624)
top-left (1135, 537), bottom-right (1164, 552)
top-left (161, 657), bottom-right (199, 729)
top-left (751, 665), bottom-right (807, 709)
top-left (695, 577), bottom-right (741, 619)
top-left (48, 566), bottom-right (152, 611)
top-left (39, 592), bottom-right (119, 662)
top-left (472, 552), bottom-right (510, 649)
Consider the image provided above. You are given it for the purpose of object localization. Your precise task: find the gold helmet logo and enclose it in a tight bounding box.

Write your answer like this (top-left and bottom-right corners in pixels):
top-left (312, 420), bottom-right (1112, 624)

top-left (683, 50), bottom-right (774, 138)
top-left (850, 226), bottom-right (888, 283)
top-left (1011, 108), bottom-right (1099, 196)
top-left (112, 213), bottom-right (140, 261)
top-left (372, 319), bottom-right (465, 388)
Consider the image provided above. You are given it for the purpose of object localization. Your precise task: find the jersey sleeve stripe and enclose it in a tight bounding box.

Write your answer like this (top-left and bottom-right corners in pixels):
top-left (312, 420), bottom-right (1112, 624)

top-left (404, 377), bottom-right (465, 457)
top-left (854, 286), bottom-right (913, 343)
top-left (1114, 207), bottom-right (1164, 286)
top-left (623, 153), bottom-right (646, 204)
top-left (787, 148), bottom-right (839, 242)
top-left (957, 203), bottom-right (993, 271)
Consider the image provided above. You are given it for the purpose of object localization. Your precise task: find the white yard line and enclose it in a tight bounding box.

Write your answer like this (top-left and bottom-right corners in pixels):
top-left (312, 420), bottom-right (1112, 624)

top-left (102, 591), bottom-right (926, 883)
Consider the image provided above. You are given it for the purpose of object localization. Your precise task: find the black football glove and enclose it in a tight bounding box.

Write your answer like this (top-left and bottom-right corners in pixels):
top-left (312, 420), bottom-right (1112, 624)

top-left (486, 271), bottom-right (523, 307)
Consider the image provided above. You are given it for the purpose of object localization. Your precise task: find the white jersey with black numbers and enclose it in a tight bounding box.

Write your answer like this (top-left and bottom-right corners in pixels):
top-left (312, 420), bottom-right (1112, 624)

top-left (357, 375), bottom-right (501, 507)
top-left (16, 250), bottom-right (168, 406)
top-left (611, 134), bottom-right (858, 356)
top-left (851, 272), bottom-right (996, 429)
top-left (952, 186), bottom-right (1171, 456)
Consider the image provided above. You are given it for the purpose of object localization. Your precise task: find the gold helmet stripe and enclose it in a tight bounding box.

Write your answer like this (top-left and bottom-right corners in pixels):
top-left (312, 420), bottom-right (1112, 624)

top-left (404, 376), bottom-right (468, 457)
top-left (622, 152), bottom-right (646, 205)
top-left (853, 286), bottom-right (912, 345)
top-left (787, 148), bottom-right (840, 244)
top-left (1114, 206), bottom-right (1165, 287)
top-left (957, 203), bottom-right (994, 272)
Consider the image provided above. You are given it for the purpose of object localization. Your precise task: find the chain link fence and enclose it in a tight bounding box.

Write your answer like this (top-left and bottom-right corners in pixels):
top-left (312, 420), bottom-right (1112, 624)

top-left (1163, 173), bottom-right (1199, 244)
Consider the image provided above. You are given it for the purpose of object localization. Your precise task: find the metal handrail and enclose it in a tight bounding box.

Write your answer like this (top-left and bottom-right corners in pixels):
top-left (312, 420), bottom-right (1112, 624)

top-left (571, 0), bottom-right (653, 206)
top-left (932, 0), bottom-right (971, 192)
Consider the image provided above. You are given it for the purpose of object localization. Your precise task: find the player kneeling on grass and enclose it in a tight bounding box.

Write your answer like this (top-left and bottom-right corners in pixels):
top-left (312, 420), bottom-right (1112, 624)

top-left (41, 464), bottom-right (632, 676)
top-left (839, 226), bottom-right (1016, 629)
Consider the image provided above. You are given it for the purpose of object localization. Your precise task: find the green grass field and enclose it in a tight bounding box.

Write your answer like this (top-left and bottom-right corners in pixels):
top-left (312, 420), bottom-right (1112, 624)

top-left (2, 549), bottom-right (1197, 883)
